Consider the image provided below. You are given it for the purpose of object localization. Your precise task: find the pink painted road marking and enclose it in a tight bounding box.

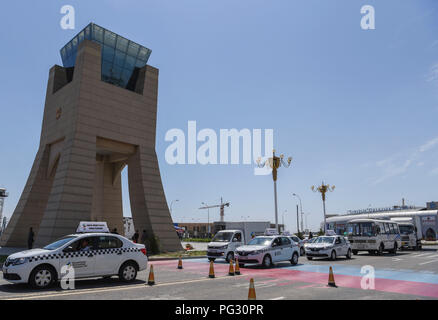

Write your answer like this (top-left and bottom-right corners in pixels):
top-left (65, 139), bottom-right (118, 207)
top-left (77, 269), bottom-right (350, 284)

top-left (150, 260), bottom-right (438, 298)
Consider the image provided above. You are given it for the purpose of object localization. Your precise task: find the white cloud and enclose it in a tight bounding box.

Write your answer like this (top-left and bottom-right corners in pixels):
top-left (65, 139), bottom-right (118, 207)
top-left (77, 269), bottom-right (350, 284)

top-left (426, 64), bottom-right (438, 83)
top-left (430, 168), bottom-right (438, 176)
top-left (371, 136), bottom-right (438, 185)
top-left (419, 136), bottom-right (438, 152)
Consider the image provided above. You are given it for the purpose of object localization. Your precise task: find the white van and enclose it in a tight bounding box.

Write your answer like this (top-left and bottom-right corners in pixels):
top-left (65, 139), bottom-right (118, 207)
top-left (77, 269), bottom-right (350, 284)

top-left (346, 218), bottom-right (402, 255)
top-left (207, 230), bottom-right (244, 262)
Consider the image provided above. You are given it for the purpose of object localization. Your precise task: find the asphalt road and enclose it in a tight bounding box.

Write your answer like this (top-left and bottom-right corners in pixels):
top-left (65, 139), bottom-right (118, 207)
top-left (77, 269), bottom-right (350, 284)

top-left (0, 246), bottom-right (437, 300)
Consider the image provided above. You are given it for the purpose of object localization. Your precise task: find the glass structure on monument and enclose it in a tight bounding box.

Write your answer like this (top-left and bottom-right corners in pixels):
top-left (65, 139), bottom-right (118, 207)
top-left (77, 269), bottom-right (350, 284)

top-left (60, 23), bottom-right (152, 91)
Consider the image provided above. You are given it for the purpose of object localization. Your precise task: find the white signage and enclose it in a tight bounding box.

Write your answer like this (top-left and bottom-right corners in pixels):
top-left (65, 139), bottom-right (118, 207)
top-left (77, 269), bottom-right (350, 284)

top-left (76, 221), bottom-right (109, 233)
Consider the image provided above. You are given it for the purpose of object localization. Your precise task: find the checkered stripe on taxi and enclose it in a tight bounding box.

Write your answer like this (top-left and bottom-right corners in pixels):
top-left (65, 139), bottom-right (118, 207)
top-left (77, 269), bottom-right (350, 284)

top-left (27, 248), bottom-right (141, 262)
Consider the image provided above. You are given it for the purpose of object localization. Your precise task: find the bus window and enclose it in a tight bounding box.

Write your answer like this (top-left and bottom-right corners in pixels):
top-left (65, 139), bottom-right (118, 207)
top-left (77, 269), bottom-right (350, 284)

top-left (383, 223), bottom-right (389, 235)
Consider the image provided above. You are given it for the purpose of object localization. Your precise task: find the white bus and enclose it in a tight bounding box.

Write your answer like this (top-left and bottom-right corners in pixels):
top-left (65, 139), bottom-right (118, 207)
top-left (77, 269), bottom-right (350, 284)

top-left (345, 219), bottom-right (402, 255)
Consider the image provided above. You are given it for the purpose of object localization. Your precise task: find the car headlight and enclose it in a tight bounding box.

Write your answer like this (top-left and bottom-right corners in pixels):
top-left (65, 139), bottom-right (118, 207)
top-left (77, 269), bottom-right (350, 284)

top-left (10, 257), bottom-right (29, 266)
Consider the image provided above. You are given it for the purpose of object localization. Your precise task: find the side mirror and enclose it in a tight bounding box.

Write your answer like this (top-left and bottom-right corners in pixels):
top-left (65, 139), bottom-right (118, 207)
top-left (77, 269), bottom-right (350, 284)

top-left (232, 238), bottom-right (238, 242)
top-left (63, 246), bottom-right (74, 253)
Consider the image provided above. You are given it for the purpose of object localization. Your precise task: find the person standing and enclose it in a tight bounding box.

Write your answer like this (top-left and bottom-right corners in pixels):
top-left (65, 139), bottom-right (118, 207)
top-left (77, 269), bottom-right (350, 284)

top-left (27, 227), bottom-right (34, 249)
top-left (132, 230), bottom-right (139, 243)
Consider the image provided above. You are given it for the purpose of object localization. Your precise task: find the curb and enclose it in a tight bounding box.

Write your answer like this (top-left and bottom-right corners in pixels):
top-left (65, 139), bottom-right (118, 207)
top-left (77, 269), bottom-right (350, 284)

top-left (148, 255), bottom-right (207, 261)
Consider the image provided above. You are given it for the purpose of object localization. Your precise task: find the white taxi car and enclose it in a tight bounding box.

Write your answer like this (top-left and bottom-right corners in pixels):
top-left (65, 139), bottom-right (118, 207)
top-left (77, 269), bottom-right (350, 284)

top-left (2, 232), bottom-right (148, 288)
top-left (235, 235), bottom-right (300, 268)
top-left (305, 235), bottom-right (352, 260)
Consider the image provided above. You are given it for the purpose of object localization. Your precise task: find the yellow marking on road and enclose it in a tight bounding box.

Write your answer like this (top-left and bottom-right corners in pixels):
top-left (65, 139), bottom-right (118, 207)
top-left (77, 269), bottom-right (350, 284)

top-left (2, 275), bottom-right (245, 300)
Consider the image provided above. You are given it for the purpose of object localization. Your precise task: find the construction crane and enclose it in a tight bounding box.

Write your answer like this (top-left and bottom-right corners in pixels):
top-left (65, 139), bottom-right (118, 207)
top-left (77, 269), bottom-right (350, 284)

top-left (199, 197), bottom-right (230, 223)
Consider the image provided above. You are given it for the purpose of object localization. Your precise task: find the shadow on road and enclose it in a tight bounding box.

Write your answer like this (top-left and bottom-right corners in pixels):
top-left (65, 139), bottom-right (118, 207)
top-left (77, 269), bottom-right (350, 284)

top-left (0, 277), bottom-right (145, 295)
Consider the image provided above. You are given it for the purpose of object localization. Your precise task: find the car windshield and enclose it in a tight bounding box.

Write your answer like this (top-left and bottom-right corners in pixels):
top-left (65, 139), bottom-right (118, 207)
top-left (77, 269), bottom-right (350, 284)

top-left (247, 237), bottom-right (272, 246)
top-left (399, 225), bottom-right (414, 234)
top-left (212, 232), bottom-right (234, 242)
top-left (314, 237), bottom-right (334, 244)
top-left (43, 236), bottom-right (77, 250)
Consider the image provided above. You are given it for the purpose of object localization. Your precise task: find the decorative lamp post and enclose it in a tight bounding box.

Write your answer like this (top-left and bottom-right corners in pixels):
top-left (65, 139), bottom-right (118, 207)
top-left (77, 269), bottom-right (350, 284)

top-left (257, 149), bottom-right (292, 233)
top-left (311, 182), bottom-right (335, 233)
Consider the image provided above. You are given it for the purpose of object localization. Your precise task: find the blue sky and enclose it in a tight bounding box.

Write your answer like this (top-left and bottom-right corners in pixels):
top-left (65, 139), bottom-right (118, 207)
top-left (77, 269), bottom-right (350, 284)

top-left (1, 0), bottom-right (438, 232)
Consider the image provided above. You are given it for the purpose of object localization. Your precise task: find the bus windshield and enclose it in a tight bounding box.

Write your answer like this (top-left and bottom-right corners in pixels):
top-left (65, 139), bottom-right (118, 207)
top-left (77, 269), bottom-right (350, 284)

top-left (346, 222), bottom-right (376, 237)
top-left (399, 225), bottom-right (414, 235)
top-left (212, 232), bottom-right (234, 242)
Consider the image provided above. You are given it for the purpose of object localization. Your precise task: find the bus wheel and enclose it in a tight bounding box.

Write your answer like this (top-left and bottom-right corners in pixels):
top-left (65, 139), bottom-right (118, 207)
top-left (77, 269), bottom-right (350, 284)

top-left (377, 243), bottom-right (384, 255)
top-left (390, 242), bottom-right (397, 254)
top-left (352, 250), bottom-right (358, 255)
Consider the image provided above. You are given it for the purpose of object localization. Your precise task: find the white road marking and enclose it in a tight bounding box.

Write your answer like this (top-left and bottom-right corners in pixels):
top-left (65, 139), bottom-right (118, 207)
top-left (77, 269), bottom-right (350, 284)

top-left (418, 259), bottom-right (438, 266)
top-left (412, 252), bottom-right (436, 258)
top-left (2, 275), bottom-right (245, 300)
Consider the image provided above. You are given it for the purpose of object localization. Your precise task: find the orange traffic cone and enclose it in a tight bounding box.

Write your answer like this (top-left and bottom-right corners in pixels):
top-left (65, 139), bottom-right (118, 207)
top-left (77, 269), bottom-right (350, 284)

top-left (147, 265), bottom-right (155, 285)
top-left (228, 259), bottom-right (235, 276)
top-left (177, 256), bottom-right (183, 269)
top-left (234, 258), bottom-right (241, 275)
top-left (208, 260), bottom-right (215, 278)
top-left (248, 278), bottom-right (256, 300)
top-left (328, 266), bottom-right (337, 287)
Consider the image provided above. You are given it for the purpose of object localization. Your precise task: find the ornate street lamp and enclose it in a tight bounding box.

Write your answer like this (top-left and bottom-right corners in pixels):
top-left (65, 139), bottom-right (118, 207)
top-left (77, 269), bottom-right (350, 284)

top-left (257, 149), bottom-right (292, 233)
top-left (311, 182), bottom-right (335, 233)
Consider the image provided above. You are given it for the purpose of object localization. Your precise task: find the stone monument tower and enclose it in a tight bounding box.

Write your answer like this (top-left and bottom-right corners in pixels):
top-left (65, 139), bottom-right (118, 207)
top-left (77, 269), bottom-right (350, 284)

top-left (0, 23), bottom-right (182, 252)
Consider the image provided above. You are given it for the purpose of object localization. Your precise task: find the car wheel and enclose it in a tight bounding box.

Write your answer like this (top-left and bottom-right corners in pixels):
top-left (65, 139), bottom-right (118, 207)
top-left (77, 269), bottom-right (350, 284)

top-left (262, 255), bottom-right (272, 268)
top-left (225, 252), bottom-right (234, 263)
top-left (352, 250), bottom-right (358, 255)
top-left (346, 249), bottom-right (352, 259)
top-left (29, 265), bottom-right (56, 289)
top-left (208, 258), bottom-right (216, 262)
top-left (291, 252), bottom-right (299, 266)
top-left (377, 243), bottom-right (384, 255)
top-left (118, 261), bottom-right (138, 282)
top-left (330, 250), bottom-right (337, 261)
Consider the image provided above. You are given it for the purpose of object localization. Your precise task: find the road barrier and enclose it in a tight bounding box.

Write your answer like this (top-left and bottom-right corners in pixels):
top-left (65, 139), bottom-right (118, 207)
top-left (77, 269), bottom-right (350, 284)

top-left (147, 265), bottom-right (155, 285)
top-left (208, 260), bottom-right (215, 278)
top-left (248, 278), bottom-right (256, 300)
top-left (228, 259), bottom-right (235, 276)
top-left (328, 266), bottom-right (337, 287)
top-left (234, 258), bottom-right (241, 275)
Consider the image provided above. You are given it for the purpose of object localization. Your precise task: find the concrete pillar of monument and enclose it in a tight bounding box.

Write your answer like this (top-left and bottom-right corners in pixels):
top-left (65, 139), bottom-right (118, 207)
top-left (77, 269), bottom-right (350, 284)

top-left (1, 25), bottom-right (182, 252)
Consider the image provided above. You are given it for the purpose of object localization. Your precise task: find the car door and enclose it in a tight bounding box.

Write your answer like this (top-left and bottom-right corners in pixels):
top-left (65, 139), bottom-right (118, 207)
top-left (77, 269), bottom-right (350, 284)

top-left (94, 235), bottom-right (124, 276)
top-left (59, 236), bottom-right (97, 278)
top-left (270, 237), bottom-right (283, 262)
top-left (281, 237), bottom-right (293, 260)
top-left (231, 232), bottom-right (243, 252)
top-left (339, 237), bottom-right (348, 255)
top-left (334, 237), bottom-right (344, 256)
